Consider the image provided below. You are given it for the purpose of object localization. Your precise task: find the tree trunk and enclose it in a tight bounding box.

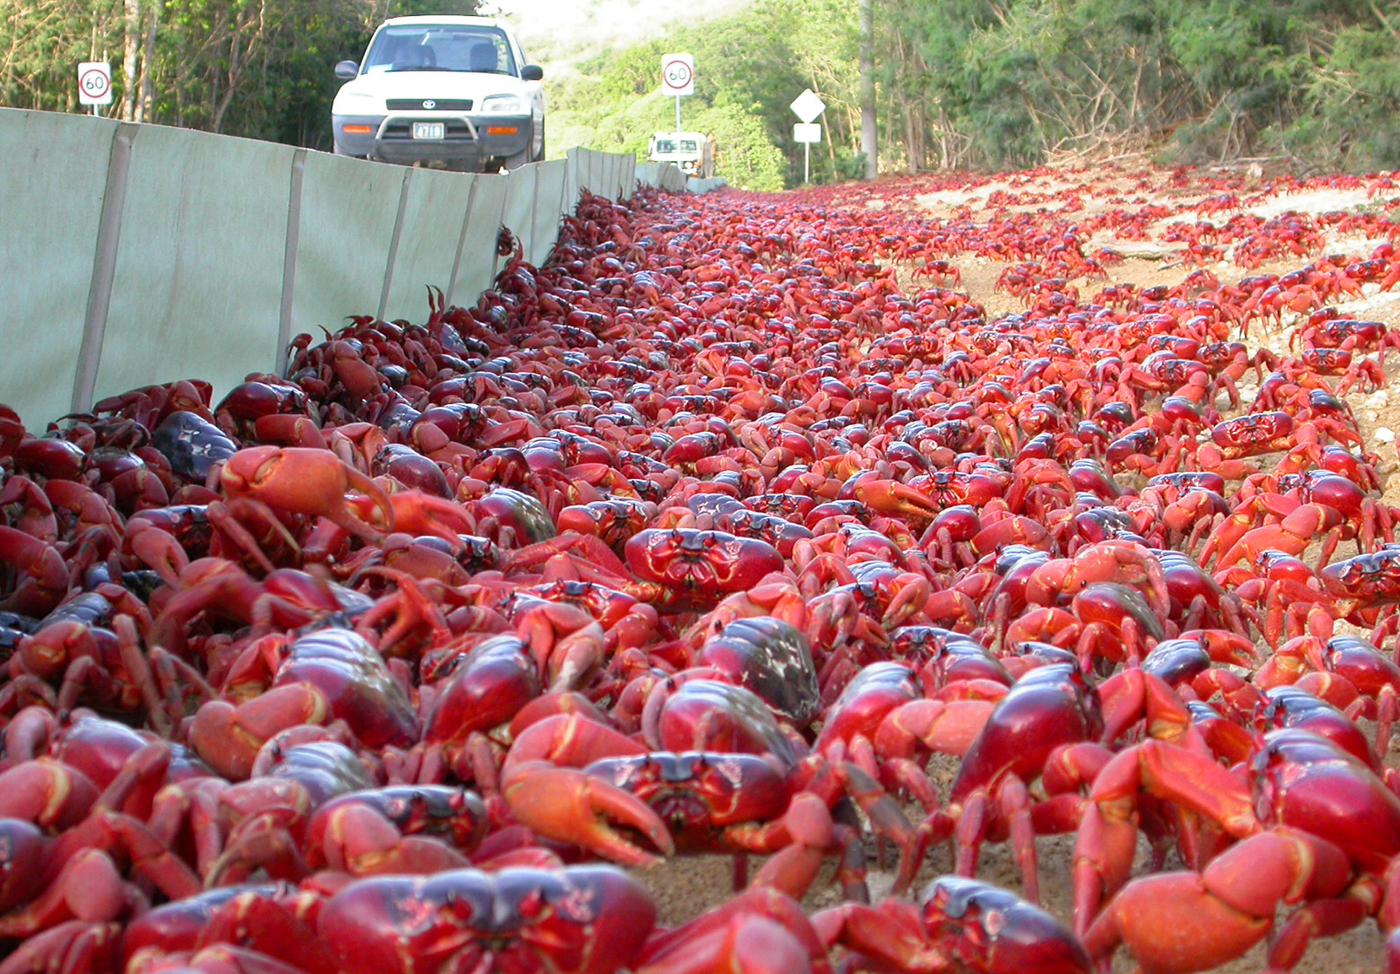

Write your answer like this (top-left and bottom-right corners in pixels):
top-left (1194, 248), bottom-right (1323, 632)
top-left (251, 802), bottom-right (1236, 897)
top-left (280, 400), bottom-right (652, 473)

top-left (139, 0), bottom-right (160, 122)
top-left (122, 0), bottom-right (140, 120)
top-left (903, 99), bottom-right (920, 173)
top-left (858, 0), bottom-right (876, 179)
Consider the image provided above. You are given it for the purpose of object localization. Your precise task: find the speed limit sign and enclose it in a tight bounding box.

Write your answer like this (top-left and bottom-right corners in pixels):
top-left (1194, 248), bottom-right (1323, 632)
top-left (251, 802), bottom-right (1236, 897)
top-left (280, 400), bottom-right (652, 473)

top-left (77, 61), bottom-right (113, 106)
top-left (660, 53), bottom-right (694, 97)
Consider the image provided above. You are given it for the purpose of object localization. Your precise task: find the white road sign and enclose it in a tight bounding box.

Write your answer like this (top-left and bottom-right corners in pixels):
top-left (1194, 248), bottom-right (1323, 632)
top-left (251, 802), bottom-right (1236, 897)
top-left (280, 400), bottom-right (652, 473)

top-left (661, 53), bottom-right (695, 97)
top-left (791, 88), bottom-right (825, 124)
top-left (78, 61), bottom-right (113, 106)
top-left (794, 123), bottom-right (821, 143)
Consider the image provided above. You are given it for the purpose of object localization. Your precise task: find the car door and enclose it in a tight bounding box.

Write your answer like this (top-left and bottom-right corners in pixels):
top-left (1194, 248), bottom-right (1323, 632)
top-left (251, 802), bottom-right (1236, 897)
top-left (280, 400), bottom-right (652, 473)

top-left (506, 31), bottom-right (546, 157)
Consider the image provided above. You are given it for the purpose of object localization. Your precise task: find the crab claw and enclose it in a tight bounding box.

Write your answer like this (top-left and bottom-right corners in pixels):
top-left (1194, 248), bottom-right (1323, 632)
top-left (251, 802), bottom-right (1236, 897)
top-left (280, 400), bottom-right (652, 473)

top-left (844, 475), bottom-right (939, 525)
top-left (220, 445), bottom-right (392, 543)
top-left (503, 764), bottom-right (674, 866)
top-left (0, 525), bottom-right (71, 616)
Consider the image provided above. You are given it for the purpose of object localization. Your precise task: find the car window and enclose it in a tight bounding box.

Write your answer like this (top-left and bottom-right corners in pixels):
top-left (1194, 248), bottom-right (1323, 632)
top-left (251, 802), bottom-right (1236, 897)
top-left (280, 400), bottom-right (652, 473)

top-left (364, 26), bottom-right (516, 74)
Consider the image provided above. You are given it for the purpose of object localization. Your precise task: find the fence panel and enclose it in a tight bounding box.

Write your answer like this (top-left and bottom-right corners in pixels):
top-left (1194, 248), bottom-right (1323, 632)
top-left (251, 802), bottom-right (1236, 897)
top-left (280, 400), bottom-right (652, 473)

top-left (501, 165), bottom-right (539, 265)
top-left (451, 174), bottom-right (509, 304)
top-left (531, 160), bottom-right (569, 266)
top-left (0, 107), bottom-right (636, 428)
top-left (94, 126), bottom-right (294, 408)
top-left (0, 111), bottom-right (117, 427)
top-left (383, 166), bottom-right (475, 323)
top-left (291, 153), bottom-right (407, 342)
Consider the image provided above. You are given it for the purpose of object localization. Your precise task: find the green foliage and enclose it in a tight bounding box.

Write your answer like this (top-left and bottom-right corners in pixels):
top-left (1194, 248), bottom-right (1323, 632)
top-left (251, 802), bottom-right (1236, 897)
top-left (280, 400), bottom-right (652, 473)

top-left (9, 0), bottom-right (1400, 177)
top-left (0, 0), bottom-right (467, 148)
top-left (547, 2), bottom-right (799, 186)
top-left (688, 103), bottom-right (785, 191)
top-left (387, 0), bottom-right (479, 17)
top-left (0, 0), bottom-right (111, 112)
top-left (586, 40), bottom-right (669, 101)
top-left (1285, 22), bottom-right (1400, 169)
top-left (883, 0), bottom-right (1400, 171)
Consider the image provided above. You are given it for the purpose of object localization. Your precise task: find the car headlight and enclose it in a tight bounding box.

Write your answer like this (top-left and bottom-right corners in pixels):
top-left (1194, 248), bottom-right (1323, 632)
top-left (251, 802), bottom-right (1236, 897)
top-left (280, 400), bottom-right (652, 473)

top-left (334, 91), bottom-right (378, 110)
top-left (479, 93), bottom-right (527, 115)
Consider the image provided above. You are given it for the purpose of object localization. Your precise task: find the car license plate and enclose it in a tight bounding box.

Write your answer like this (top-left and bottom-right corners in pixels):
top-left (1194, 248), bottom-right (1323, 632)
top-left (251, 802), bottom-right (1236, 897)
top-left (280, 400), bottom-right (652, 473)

top-left (412, 121), bottom-right (445, 140)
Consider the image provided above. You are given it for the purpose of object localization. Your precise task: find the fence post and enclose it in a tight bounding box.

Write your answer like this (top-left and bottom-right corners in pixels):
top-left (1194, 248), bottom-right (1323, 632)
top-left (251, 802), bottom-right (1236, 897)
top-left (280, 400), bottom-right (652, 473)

top-left (73, 121), bottom-right (139, 415)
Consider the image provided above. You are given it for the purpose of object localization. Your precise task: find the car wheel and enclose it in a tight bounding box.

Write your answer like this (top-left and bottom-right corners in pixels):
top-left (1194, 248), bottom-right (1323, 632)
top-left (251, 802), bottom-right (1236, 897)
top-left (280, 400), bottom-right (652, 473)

top-left (532, 124), bottom-right (546, 162)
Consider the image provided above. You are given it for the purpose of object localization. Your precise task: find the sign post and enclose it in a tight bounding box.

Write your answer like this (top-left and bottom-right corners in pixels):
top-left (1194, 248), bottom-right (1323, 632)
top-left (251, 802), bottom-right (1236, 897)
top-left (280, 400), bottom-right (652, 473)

top-left (77, 61), bottom-right (113, 117)
top-left (661, 53), bottom-right (695, 134)
top-left (794, 122), bottom-right (821, 183)
top-left (790, 88), bottom-right (826, 184)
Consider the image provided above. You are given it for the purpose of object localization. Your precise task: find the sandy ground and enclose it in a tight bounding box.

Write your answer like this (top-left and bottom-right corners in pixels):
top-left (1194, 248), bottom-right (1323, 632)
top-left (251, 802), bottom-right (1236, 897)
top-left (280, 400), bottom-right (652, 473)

top-left (636, 163), bottom-right (1400, 972)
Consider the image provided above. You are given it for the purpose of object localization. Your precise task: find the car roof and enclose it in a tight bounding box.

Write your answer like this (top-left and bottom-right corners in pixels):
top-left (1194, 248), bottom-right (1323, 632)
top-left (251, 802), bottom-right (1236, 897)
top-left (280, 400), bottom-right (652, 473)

top-left (379, 16), bottom-right (510, 29)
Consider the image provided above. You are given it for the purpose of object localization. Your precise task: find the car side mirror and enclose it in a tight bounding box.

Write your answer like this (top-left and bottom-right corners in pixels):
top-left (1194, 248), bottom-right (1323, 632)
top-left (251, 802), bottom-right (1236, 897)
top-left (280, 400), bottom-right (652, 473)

top-left (521, 64), bottom-right (543, 82)
top-left (334, 60), bottom-right (360, 80)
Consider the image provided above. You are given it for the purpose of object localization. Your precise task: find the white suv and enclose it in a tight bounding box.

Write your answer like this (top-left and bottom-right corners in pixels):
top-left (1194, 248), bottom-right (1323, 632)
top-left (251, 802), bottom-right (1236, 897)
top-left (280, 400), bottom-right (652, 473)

top-left (331, 16), bottom-right (545, 172)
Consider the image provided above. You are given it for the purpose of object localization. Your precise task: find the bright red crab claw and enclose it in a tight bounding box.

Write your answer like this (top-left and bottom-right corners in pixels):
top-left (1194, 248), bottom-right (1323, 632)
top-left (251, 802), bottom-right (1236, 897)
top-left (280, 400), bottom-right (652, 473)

top-left (1082, 826), bottom-right (1352, 974)
top-left (0, 525), bottom-right (71, 616)
top-left (843, 474), bottom-right (940, 525)
top-left (500, 715), bottom-right (675, 865)
top-left (220, 445), bottom-right (393, 542)
top-left (503, 765), bottom-right (674, 866)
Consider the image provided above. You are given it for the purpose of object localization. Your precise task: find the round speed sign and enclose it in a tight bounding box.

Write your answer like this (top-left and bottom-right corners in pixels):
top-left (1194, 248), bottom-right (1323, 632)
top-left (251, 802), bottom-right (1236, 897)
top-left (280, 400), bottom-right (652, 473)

top-left (661, 53), bottom-right (695, 97)
top-left (78, 61), bottom-right (113, 106)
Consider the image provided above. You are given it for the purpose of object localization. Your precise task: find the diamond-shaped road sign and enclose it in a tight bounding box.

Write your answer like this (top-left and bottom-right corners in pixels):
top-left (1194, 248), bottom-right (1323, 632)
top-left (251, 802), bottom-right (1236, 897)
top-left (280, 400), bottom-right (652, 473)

top-left (791, 88), bottom-right (826, 124)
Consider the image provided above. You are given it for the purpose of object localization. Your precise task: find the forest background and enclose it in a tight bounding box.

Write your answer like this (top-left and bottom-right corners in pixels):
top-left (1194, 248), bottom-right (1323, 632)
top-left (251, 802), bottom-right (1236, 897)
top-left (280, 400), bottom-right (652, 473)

top-left (8, 0), bottom-right (1400, 191)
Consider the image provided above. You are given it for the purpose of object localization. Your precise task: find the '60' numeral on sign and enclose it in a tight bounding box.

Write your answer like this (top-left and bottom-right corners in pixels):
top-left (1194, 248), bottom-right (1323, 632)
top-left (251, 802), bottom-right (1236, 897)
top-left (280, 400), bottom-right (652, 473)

top-left (660, 53), bottom-right (694, 97)
top-left (77, 61), bottom-right (113, 105)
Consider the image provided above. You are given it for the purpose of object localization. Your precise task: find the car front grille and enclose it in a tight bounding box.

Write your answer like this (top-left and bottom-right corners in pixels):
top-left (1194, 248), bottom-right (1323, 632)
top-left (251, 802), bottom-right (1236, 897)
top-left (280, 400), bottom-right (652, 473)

top-left (386, 98), bottom-right (473, 111)
top-left (379, 118), bottom-right (476, 142)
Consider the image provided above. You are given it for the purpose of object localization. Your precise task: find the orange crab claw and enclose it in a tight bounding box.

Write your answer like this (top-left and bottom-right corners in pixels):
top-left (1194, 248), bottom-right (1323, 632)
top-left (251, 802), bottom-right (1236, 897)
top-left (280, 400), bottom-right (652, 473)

top-left (845, 476), bottom-right (939, 525)
top-left (500, 714), bottom-right (675, 865)
top-left (503, 765), bottom-right (674, 866)
top-left (220, 445), bottom-right (393, 543)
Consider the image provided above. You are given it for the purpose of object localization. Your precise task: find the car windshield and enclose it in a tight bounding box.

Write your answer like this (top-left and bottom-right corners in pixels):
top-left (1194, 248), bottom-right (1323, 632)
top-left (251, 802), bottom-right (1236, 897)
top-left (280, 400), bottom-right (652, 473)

top-left (654, 138), bottom-right (700, 154)
top-left (363, 25), bottom-right (516, 75)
